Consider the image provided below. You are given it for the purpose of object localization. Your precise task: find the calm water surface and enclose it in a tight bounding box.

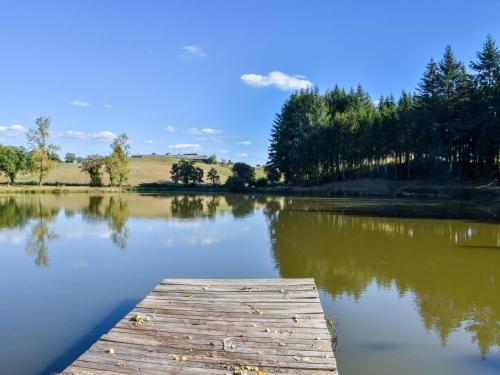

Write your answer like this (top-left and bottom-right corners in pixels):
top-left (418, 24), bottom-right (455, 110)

top-left (0, 194), bottom-right (499, 375)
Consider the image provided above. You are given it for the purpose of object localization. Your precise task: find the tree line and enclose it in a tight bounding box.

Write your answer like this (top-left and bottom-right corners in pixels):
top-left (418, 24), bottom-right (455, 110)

top-left (0, 116), bottom-right (130, 186)
top-left (169, 159), bottom-right (264, 191)
top-left (0, 115), bottom-right (261, 189)
top-left (266, 36), bottom-right (500, 184)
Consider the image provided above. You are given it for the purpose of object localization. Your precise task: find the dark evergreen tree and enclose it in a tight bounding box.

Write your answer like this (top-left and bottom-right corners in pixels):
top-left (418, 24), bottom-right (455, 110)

top-left (267, 37), bottom-right (500, 185)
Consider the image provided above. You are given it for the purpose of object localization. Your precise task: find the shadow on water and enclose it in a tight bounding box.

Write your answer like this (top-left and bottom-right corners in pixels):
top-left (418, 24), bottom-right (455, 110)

top-left (458, 245), bottom-right (500, 250)
top-left (280, 197), bottom-right (500, 223)
top-left (39, 298), bottom-right (139, 375)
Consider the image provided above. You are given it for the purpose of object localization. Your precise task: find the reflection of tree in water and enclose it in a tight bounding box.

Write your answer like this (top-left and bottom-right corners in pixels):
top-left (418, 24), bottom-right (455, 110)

top-left (82, 196), bottom-right (105, 221)
top-left (170, 195), bottom-right (204, 219)
top-left (104, 196), bottom-right (129, 250)
top-left (206, 196), bottom-right (220, 219)
top-left (266, 198), bottom-right (500, 357)
top-left (80, 195), bottom-right (129, 249)
top-left (25, 198), bottom-right (59, 267)
top-left (0, 197), bottom-right (40, 228)
top-left (263, 198), bottom-right (282, 221)
top-left (0, 197), bottom-right (59, 266)
top-left (224, 195), bottom-right (256, 218)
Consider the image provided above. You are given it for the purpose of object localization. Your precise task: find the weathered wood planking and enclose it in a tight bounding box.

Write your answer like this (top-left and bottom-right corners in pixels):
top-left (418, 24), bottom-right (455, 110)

top-left (61, 278), bottom-right (338, 374)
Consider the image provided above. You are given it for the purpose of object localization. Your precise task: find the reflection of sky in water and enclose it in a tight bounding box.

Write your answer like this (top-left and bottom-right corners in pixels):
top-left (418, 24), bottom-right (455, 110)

top-left (0, 195), bottom-right (499, 375)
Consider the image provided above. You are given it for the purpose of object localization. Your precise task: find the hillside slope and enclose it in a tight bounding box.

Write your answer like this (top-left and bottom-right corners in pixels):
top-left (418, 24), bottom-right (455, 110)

top-left (0, 157), bottom-right (263, 186)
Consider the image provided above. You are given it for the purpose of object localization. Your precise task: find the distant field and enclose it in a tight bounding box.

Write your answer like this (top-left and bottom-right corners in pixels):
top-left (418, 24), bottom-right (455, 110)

top-left (0, 157), bottom-right (264, 186)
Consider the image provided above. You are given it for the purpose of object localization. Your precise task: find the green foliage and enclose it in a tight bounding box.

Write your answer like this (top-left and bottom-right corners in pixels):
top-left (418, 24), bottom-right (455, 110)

top-left (255, 177), bottom-right (268, 187)
top-left (207, 167), bottom-right (220, 185)
top-left (105, 134), bottom-right (130, 187)
top-left (65, 153), bottom-right (77, 163)
top-left (49, 152), bottom-right (61, 162)
top-left (225, 175), bottom-right (246, 192)
top-left (264, 163), bottom-right (281, 183)
top-left (231, 162), bottom-right (256, 185)
top-left (170, 160), bottom-right (204, 185)
top-left (170, 162), bottom-right (181, 184)
top-left (207, 154), bottom-right (217, 164)
top-left (80, 155), bottom-right (105, 186)
top-left (0, 146), bottom-right (29, 184)
top-left (269, 88), bottom-right (331, 184)
top-left (26, 117), bottom-right (59, 186)
top-left (268, 37), bottom-right (500, 184)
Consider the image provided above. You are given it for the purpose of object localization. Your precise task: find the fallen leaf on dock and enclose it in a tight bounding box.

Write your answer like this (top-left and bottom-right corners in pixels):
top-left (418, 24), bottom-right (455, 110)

top-left (131, 314), bottom-right (144, 326)
top-left (293, 356), bottom-right (310, 363)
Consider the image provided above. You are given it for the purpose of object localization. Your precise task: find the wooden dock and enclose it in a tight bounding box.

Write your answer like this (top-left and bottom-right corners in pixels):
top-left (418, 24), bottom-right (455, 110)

top-left (61, 278), bottom-right (338, 374)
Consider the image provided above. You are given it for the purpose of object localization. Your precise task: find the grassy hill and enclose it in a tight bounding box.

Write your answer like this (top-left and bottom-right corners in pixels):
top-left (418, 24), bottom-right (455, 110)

top-left (0, 156), bottom-right (264, 187)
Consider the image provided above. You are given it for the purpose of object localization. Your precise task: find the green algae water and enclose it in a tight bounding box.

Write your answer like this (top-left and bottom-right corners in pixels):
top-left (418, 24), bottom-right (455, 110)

top-left (0, 194), bottom-right (499, 375)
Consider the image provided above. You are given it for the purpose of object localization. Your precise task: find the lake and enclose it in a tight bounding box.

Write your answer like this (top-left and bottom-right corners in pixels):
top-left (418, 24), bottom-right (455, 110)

top-left (0, 193), bottom-right (499, 375)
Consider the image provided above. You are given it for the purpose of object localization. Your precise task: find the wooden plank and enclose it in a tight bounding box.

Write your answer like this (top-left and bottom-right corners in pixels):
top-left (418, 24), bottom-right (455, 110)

top-left (60, 279), bottom-right (338, 374)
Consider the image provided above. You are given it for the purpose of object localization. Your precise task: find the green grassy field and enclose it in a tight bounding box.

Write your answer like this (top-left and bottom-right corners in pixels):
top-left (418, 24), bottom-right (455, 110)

top-left (0, 157), bottom-right (264, 187)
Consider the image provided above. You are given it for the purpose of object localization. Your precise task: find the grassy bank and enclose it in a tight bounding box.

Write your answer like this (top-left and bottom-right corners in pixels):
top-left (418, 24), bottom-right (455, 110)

top-left (0, 157), bottom-right (244, 186)
top-left (0, 185), bottom-right (123, 194)
top-left (2, 179), bottom-right (499, 200)
top-left (254, 178), bottom-right (500, 200)
top-left (1, 156), bottom-right (498, 200)
top-left (127, 178), bottom-right (500, 201)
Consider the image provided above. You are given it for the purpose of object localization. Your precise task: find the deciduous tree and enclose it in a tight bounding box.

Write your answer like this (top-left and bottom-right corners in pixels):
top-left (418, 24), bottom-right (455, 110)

top-left (105, 134), bottom-right (130, 187)
top-left (26, 117), bottom-right (59, 186)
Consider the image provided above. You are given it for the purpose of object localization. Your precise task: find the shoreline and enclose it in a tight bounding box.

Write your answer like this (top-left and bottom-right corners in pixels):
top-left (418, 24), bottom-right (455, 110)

top-left (1, 179), bottom-right (500, 200)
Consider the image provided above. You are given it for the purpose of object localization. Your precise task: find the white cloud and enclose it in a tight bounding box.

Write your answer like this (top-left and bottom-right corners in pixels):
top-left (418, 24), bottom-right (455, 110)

top-left (240, 71), bottom-right (313, 91)
top-left (184, 127), bottom-right (202, 135)
top-left (55, 130), bottom-right (117, 142)
top-left (90, 131), bottom-right (117, 142)
top-left (201, 128), bottom-right (221, 135)
top-left (183, 127), bottom-right (235, 143)
top-left (184, 127), bottom-right (222, 136)
top-left (179, 44), bottom-right (207, 59)
top-left (168, 143), bottom-right (201, 150)
top-left (0, 124), bottom-right (27, 137)
top-left (104, 104), bottom-right (112, 109)
top-left (236, 153), bottom-right (249, 157)
top-left (145, 139), bottom-right (161, 145)
top-left (0, 230), bottom-right (26, 244)
top-left (237, 140), bottom-right (251, 146)
top-left (56, 130), bottom-right (87, 140)
top-left (70, 100), bottom-right (91, 107)
top-left (164, 125), bottom-right (176, 133)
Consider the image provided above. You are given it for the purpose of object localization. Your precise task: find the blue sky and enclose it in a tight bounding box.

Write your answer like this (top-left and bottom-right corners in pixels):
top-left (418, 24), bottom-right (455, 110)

top-left (1, 0), bottom-right (499, 165)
